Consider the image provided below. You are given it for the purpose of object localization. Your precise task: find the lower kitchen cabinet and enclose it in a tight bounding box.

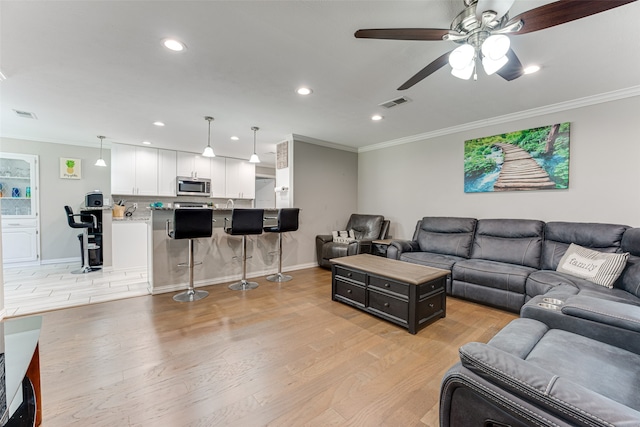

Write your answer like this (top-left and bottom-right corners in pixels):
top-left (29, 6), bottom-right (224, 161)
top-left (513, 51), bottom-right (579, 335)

top-left (112, 221), bottom-right (148, 269)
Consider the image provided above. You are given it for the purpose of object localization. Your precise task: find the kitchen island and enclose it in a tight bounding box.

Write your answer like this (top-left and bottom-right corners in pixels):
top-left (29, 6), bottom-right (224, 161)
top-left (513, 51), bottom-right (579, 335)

top-left (148, 208), bottom-right (280, 294)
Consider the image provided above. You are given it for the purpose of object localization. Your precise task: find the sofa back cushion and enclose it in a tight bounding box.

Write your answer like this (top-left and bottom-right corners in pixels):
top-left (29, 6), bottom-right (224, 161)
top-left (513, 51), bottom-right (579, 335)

top-left (471, 219), bottom-right (544, 268)
top-left (345, 214), bottom-right (384, 240)
top-left (541, 222), bottom-right (629, 270)
top-left (619, 228), bottom-right (640, 297)
top-left (414, 217), bottom-right (477, 258)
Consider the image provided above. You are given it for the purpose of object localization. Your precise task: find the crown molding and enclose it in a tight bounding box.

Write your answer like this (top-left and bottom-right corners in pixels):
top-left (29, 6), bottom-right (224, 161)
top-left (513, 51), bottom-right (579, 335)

top-left (359, 86), bottom-right (640, 153)
top-left (291, 134), bottom-right (359, 153)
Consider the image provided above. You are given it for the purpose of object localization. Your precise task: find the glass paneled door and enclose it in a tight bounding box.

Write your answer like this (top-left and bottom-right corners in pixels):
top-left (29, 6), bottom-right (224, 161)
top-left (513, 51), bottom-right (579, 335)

top-left (0, 153), bottom-right (37, 218)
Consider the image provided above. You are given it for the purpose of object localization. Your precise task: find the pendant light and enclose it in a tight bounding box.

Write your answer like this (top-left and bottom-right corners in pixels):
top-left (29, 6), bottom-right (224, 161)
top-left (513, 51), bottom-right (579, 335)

top-left (249, 126), bottom-right (260, 163)
top-left (95, 135), bottom-right (107, 167)
top-left (202, 116), bottom-right (215, 157)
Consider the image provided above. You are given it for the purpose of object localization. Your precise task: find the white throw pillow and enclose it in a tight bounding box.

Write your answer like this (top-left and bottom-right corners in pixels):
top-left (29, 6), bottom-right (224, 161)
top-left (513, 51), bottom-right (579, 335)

top-left (556, 243), bottom-right (629, 288)
top-left (332, 230), bottom-right (356, 244)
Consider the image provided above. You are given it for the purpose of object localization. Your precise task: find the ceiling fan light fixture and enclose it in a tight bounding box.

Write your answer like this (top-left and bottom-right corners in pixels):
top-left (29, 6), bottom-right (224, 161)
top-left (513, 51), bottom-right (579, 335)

top-left (202, 116), bottom-right (216, 158)
top-left (449, 44), bottom-right (475, 70)
top-left (451, 62), bottom-right (475, 80)
top-left (482, 55), bottom-right (508, 75)
top-left (481, 34), bottom-right (510, 60)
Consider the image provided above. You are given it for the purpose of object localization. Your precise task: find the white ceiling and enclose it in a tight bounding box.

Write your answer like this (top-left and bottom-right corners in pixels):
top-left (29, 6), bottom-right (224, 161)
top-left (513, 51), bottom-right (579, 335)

top-left (1, 1), bottom-right (639, 165)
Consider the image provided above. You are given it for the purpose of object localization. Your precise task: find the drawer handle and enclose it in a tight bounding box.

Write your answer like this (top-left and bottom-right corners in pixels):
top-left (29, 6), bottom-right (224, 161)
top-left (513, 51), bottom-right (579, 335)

top-left (347, 289), bottom-right (352, 294)
top-left (384, 283), bottom-right (390, 288)
top-left (384, 302), bottom-right (390, 307)
top-left (429, 303), bottom-right (434, 308)
top-left (347, 273), bottom-right (352, 278)
top-left (431, 284), bottom-right (435, 289)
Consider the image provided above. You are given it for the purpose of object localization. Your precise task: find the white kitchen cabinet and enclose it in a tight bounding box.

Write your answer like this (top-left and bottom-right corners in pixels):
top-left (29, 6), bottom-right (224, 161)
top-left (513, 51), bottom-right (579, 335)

top-left (1, 223), bottom-right (38, 264)
top-left (158, 149), bottom-right (177, 196)
top-left (112, 221), bottom-right (148, 269)
top-left (0, 152), bottom-right (40, 264)
top-left (210, 157), bottom-right (226, 198)
top-left (177, 152), bottom-right (211, 179)
top-left (111, 144), bottom-right (159, 195)
top-left (225, 158), bottom-right (255, 199)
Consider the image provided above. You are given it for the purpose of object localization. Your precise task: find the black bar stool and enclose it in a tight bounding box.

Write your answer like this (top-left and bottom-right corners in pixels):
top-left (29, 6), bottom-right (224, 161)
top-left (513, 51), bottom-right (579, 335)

top-left (264, 208), bottom-right (300, 282)
top-left (166, 208), bottom-right (214, 302)
top-left (64, 206), bottom-right (101, 274)
top-left (224, 208), bottom-right (265, 291)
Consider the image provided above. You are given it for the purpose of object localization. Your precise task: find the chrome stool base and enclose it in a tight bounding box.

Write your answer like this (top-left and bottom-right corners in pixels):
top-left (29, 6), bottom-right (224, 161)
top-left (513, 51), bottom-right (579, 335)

top-left (229, 280), bottom-right (259, 291)
top-left (173, 289), bottom-right (209, 302)
top-left (266, 272), bottom-right (292, 282)
top-left (72, 266), bottom-right (101, 274)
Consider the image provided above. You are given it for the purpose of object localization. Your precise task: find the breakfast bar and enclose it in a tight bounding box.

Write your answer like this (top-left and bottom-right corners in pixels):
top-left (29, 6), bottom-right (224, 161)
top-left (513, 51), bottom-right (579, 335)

top-left (147, 207), bottom-right (280, 294)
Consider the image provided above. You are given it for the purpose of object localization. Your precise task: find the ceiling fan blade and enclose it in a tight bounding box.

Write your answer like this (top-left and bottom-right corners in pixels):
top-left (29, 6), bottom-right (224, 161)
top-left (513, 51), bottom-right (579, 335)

top-left (508, 0), bottom-right (637, 35)
top-left (397, 51), bottom-right (452, 90)
top-left (355, 28), bottom-right (450, 41)
top-left (496, 48), bottom-right (524, 81)
top-left (476, 0), bottom-right (515, 21)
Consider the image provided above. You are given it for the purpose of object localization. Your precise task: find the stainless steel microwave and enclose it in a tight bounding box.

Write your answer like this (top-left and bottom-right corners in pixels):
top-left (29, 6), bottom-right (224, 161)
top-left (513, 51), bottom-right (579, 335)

top-left (176, 176), bottom-right (211, 197)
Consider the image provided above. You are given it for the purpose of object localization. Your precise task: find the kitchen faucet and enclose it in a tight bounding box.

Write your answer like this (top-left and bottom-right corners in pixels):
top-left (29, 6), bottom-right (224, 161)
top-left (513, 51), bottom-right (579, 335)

top-left (226, 199), bottom-right (234, 209)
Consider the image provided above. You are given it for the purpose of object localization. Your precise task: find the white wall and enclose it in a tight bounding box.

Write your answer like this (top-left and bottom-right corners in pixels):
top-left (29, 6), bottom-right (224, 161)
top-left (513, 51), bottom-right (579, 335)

top-left (358, 96), bottom-right (640, 240)
top-left (0, 138), bottom-right (111, 261)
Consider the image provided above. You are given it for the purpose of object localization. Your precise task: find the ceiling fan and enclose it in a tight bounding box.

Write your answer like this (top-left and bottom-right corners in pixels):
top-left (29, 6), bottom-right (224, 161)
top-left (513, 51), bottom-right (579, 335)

top-left (355, 0), bottom-right (637, 90)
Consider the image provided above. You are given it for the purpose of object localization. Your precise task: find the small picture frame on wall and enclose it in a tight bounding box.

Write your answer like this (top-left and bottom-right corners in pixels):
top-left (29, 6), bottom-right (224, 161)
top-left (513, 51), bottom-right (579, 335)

top-left (60, 157), bottom-right (82, 179)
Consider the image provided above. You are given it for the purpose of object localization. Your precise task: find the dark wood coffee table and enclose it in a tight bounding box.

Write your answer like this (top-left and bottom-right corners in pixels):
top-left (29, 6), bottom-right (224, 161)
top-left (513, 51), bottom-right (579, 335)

top-left (330, 254), bottom-right (449, 334)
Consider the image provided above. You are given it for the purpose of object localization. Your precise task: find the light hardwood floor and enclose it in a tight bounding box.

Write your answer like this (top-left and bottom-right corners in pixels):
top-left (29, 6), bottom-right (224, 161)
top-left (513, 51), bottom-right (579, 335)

top-left (35, 267), bottom-right (517, 427)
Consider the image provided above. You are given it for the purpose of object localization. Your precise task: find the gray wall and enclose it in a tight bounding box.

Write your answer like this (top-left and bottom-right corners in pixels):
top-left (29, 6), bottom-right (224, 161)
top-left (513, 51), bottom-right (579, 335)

top-left (293, 140), bottom-right (358, 266)
top-left (0, 138), bottom-right (111, 261)
top-left (358, 96), bottom-right (640, 239)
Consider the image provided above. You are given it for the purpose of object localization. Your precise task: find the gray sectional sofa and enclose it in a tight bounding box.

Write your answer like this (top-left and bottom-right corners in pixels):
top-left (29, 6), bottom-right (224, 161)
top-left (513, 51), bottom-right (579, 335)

top-left (387, 217), bottom-right (640, 314)
top-left (387, 217), bottom-right (640, 426)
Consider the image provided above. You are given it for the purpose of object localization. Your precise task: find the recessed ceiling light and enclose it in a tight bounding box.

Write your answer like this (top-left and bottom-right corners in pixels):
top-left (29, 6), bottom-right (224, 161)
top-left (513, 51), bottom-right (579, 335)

top-left (296, 87), bottom-right (313, 95)
top-left (524, 65), bottom-right (541, 74)
top-left (142, 141), bottom-right (152, 145)
top-left (371, 114), bottom-right (384, 121)
top-left (230, 136), bottom-right (239, 141)
top-left (163, 39), bottom-right (186, 52)
top-left (153, 121), bottom-right (165, 127)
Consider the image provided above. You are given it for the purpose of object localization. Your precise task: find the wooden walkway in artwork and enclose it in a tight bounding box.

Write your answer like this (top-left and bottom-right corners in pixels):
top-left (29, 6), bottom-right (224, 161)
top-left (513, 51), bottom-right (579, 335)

top-left (493, 143), bottom-right (556, 191)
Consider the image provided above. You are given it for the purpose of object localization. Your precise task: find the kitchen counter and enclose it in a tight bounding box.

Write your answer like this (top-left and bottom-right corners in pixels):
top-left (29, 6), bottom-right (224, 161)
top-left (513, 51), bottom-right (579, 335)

top-left (112, 216), bottom-right (150, 222)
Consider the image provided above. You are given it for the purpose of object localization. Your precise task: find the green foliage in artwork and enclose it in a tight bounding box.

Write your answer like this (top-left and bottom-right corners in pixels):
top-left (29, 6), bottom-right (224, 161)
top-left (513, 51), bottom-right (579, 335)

top-left (464, 122), bottom-right (570, 185)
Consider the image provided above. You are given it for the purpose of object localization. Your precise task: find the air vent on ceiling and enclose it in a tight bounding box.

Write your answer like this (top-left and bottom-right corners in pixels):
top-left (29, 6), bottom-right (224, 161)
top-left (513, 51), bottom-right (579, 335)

top-left (13, 109), bottom-right (38, 119)
top-left (379, 96), bottom-right (411, 109)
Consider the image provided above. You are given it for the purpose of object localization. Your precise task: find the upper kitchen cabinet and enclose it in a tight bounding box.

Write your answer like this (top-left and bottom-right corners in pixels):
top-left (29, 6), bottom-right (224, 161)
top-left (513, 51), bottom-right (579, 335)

top-left (225, 158), bottom-right (255, 199)
top-left (210, 157), bottom-right (226, 198)
top-left (177, 152), bottom-right (211, 179)
top-left (111, 144), bottom-right (158, 196)
top-left (158, 149), bottom-right (177, 197)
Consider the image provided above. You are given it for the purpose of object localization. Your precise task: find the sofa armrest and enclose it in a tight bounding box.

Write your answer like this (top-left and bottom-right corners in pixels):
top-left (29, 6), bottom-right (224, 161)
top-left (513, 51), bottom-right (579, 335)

top-left (386, 239), bottom-right (420, 260)
top-left (561, 295), bottom-right (640, 333)
top-left (347, 239), bottom-right (374, 255)
top-left (459, 341), bottom-right (640, 426)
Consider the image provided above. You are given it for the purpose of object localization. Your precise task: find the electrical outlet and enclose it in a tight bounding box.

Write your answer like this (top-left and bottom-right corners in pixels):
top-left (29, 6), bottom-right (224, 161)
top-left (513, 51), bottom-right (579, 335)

top-left (133, 202), bottom-right (138, 209)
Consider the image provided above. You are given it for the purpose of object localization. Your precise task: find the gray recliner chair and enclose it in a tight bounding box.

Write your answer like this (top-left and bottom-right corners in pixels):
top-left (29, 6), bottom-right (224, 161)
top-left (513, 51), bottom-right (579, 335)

top-left (315, 214), bottom-right (389, 269)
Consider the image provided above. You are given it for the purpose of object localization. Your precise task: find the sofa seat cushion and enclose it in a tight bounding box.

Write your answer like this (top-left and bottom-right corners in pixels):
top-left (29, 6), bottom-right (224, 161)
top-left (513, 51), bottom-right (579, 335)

top-left (526, 270), bottom-right (640, 305)
top-left (399, 251), bottom-right (462, 271)
top-left (461, 318), bottom-right (640, 419)
top-left (453, 259), bottom-right (536, 294)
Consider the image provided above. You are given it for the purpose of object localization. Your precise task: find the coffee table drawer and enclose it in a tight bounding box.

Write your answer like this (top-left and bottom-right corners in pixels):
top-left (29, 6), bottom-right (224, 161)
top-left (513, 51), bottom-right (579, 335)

top-left (417, 293), bottom-right (444, 322)
top-left (368, 290), bottom-right (408, 323)
top-left (335, 277), bottom-right (365, 307)
top-left (369, 275), bottom-right (409, 297)
top-left (334, 266), bottom-right (366, 285)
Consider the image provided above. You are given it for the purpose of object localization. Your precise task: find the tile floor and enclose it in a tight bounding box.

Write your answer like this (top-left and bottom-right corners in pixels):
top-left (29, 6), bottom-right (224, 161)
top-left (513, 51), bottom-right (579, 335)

top-left (3, 262), bottom-right (149, 317)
